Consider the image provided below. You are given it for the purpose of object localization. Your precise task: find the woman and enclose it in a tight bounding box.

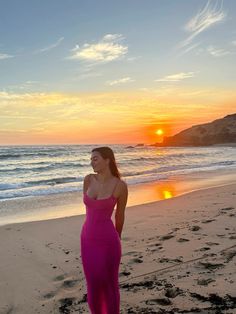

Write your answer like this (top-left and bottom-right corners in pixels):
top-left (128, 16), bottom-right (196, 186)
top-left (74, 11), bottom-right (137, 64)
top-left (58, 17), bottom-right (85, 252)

top-left (80, 146), bottom-right (128, 314)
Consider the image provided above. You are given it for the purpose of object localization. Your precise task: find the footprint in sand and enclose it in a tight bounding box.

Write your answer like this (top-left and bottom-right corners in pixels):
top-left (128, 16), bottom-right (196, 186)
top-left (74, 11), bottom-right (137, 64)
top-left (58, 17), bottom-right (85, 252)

top-left (62, 249), bottom-right (70, 255)
top-left (165, 287), bottom-right (182, 298)
top-left (220, 250), bottom-right (236, 262)
top-left (190, 292), bottom-right (236, 310)
top-left (53, 274), bottom-right (66, 281)
top-left (177, 237), bottom-right (190, 242)
top-left (62, 279), bottom-right (80, 288)
top-left (171, 227), bottom-right (180, 232)
top-left (159, 234), bottom-right (175, 241)
top-left (43, 291), bottom-right (56, 299)
top-left (159, 257), bottom-right (183, 264)
top-left (119, 270), bottom-right (131, 277)
top-left (189, 225), bottom-right (201, 231)
top-left (198, 261), bottom-right (225, 271)
top-left (145, 297), bottom-right (171, 306)
top-left (201, 219), bottom-right (216, 223)
top-left (197, 247), bottom-right (211, 252)
top-left (123, 251), bottom-right (141, 256)
top-left (146, 243), bottom-right (164, 253)
top-left (120, 279), bottom-right (157, 292)
top-left (220, 207), bottom-right (234, 211)
top-left (196, 278), bottom-right (215, 286)
top-left (148, 242), bottom-right (162, 247)
top-left (205, 242), bottom-right (219, 246)
top-left (216, 234), bottom-right (226, 237)
top-left (147, 247), bottom-right (164, 254)
top-left (58, 297), bottom-right (77, 313)
top-left (128, 257), bottom-right (143, 264)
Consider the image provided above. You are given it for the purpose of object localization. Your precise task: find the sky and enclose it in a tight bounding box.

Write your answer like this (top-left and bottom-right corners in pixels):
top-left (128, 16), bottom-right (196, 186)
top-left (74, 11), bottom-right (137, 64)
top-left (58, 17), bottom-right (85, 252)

top-left (0, 0), bottom-right (236, 145)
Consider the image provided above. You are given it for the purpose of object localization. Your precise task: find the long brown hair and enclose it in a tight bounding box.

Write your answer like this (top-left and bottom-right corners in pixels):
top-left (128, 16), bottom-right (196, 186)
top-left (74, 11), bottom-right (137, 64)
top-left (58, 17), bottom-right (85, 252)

top-left (91, 147), bottom-right (121, 179)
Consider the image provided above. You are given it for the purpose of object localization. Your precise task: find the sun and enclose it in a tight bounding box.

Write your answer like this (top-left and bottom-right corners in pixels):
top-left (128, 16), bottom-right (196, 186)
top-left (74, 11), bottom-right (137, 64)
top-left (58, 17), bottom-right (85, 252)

top-left (155, 129), bottom-right (164, 136)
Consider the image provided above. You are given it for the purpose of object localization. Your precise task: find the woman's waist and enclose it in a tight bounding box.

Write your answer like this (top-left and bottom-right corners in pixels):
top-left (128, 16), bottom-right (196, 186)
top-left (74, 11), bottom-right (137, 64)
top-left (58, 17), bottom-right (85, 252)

top-left (83, 217), bottom-right (113, 224)
top-left (82, 219), bottom-right (115, 230)
top-left (81, 221), bottom-right (119, 239)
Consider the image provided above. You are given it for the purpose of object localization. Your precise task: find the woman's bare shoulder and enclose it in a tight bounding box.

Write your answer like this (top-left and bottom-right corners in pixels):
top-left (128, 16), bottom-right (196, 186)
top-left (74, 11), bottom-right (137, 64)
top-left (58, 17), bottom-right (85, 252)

top-left (117, 178), bottom-right (128, 190)
top-left (84, 173), bottom-right (94, 182)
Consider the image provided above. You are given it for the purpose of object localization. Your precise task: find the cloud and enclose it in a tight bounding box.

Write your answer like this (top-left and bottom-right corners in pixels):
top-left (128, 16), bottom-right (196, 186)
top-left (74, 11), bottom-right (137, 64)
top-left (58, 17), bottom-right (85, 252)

top-left (106, 77), bottom-right (135, 86)
top-left (0, 91), bottom-right (47, 101)
top-left (68, 33), bottom-right (128, 63)
top-left (178, 0), bottom-right (226, 50)
top-left (103, 34), bottom-right (125, 42)
top-left (34, 37), bottom-right (64, 54)
top-left (207, 45), bottom-right (231, 57)
top-left (155, 72), bottom-right (196, 82)
top-left (177, 42), bottom-right (201, 56)
top-left (3, 81), bottom-right (44, 92)
top-left (0, 53), bottom-right (13, 60)
top-left (71, 71), bottom-right (103, 81)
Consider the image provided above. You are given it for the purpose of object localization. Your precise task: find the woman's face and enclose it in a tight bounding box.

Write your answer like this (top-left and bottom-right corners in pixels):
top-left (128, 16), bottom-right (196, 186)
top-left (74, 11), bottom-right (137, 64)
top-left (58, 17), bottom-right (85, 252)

top-left (90, 152), bottom-right (109, 172)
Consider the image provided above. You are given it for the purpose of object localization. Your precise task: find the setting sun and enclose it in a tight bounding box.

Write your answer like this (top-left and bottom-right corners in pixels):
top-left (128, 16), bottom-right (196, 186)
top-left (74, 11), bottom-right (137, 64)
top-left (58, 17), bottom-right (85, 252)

top-left (155, 129), bottom-right (164, 136)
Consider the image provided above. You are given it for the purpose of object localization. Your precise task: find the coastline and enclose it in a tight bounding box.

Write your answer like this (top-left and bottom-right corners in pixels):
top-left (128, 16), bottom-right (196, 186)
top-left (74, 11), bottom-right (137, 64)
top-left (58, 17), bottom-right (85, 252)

top-left (1, 167), bottom-right (236, 227)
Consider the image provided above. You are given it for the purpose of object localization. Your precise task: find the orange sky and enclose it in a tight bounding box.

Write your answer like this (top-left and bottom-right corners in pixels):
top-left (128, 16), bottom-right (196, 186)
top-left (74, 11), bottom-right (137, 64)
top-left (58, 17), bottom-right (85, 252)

top-left (0, 88), bottom-right (235, 145)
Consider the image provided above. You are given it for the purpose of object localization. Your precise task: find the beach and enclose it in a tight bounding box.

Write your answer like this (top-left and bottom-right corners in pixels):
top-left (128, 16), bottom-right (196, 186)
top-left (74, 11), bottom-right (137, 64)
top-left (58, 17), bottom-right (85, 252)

top-left (0, 170), bottom-right (236, 313)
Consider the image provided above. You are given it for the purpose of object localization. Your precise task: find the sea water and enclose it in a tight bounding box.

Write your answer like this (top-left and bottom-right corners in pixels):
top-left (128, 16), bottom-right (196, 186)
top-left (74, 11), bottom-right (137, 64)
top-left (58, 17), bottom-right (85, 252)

top-left (1, 144), bottom-right (236, 202)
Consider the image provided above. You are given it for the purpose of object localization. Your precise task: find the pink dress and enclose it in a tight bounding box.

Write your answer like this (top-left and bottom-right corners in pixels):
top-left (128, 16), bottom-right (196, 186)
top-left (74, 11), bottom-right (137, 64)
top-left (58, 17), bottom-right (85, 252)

top-left (80, 180), bottom-right (121, 314)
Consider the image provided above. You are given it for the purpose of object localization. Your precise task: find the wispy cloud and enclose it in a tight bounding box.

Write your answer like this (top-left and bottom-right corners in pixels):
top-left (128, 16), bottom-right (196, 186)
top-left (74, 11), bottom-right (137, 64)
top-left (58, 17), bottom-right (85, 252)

top-left (71, 71), bottom-right (103, 81)
top-left (0, 53), bottom-right (13, 60)
top-left (3, 80), bottom-right (44, 92)
top-left (103, 34), bottom-right (125, 42)
top-left (155, 72), bottom-right (196, 82)
top-left (177, 42), bottom-right (201, 56)
top-left (207, 45), bottom-right (231, 57)
top-left (106, 77), bottom-right (135, 86)
top-left (178, 0), bottom-right (226, 50)
top-left (68, 33), bottom-right (128, 63)
top-left (34, 37), bottom-right (64, 54)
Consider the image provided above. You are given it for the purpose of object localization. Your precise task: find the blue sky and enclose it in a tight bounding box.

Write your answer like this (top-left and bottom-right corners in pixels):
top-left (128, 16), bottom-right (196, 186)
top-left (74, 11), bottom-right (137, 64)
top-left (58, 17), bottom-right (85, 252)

top-left (1, 0), bottom-right (236, 93)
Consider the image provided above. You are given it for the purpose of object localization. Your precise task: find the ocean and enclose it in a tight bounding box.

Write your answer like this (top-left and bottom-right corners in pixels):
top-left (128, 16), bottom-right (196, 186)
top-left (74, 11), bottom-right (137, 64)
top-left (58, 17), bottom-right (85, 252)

top-left (0, 144), bottom-right (236, 202)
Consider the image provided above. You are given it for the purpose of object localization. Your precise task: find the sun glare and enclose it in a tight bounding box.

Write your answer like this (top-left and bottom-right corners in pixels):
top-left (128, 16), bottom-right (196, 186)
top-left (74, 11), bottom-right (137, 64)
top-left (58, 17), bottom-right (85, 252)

top-left (155, 129), bottom-right (164, 136)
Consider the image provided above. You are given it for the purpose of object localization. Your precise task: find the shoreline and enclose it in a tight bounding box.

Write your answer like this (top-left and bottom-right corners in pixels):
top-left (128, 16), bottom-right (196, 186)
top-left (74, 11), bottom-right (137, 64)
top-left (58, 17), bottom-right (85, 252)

top-left (1, 167), bottom-right (236, 227)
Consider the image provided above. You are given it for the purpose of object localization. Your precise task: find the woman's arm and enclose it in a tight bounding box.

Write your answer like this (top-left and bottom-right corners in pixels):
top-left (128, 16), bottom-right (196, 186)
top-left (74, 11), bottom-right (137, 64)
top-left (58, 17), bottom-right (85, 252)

top-left (115, 181), bottom-right (128, 239)
top-left (83, 174), bottom-right (91, 193)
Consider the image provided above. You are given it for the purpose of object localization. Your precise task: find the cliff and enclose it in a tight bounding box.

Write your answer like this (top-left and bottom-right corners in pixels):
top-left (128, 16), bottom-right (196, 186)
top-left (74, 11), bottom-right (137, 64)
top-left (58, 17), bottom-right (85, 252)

top-left (154, 113), bottom-right (236, 146)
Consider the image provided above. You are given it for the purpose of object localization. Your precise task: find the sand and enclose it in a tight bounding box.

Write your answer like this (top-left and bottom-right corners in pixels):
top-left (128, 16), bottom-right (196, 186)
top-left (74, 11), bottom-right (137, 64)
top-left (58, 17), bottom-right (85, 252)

top-left (0, 180), bottom-right (236, 313)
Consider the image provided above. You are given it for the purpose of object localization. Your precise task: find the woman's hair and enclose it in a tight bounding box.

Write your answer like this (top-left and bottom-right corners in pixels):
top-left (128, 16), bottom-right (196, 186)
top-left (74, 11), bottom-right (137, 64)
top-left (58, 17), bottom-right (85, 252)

top-left (91, 146), bottom-right (121, 179)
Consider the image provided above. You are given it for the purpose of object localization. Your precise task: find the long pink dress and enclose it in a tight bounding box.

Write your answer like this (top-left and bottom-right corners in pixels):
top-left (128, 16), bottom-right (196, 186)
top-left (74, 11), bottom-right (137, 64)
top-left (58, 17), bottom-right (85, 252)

top-left (80, 180), bottom-right (121, 314)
